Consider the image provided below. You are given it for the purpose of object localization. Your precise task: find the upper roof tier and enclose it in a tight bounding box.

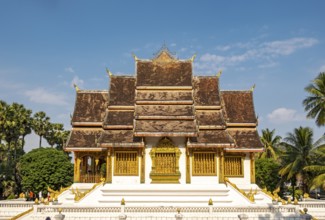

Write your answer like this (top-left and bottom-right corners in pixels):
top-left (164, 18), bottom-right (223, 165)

top-left (136, 50), bottom-right (192, 87)
top-left (221, 91), bottom-right (257, 124)
top-left (71, 91), bottom-right (108, 126)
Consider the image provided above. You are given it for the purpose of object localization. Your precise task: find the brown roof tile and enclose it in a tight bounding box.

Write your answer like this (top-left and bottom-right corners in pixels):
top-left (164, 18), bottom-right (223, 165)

top-left (194, 130), bottom-right (234, 144)
top-left (136, 91), bottom-right (192, 101)
top-left (134, 120), bottom-right (197, 133)
top-left (135, 105), bottom-right (194, 117)
top-left (103, 110), bottom-right (134, 126)
top-left (221, 91), bottom-right (257, 124)
top-left (193, 76), bottom-right (220, 106)
top-left (98, 130), bottom-right (141, 144)
top-left (72, 91), bottom-right (108, 123)
top-left (136, 61), bottom-right (192, 86)
top-left (66, 129), bottom-right (102, 148)
top-left (109, 76), bottom-right (135, 106)
top-left (228, 130), bottom-right (263, 149)
top-left (196, 110), bottom-right (226, 126)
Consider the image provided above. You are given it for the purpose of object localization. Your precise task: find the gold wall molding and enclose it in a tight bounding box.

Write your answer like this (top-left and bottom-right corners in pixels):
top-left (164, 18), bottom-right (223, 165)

top-left (250, 153), bottom-right (256, 183)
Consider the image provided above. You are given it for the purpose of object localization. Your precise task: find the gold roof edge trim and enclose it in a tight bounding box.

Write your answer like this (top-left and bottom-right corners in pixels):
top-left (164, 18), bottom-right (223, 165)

top-left (224, 148), bottom-right (263, 152)
top-left (136, 86), bottom-right (193, 90)
top-left (136, 100), bottom-right (193, 105)
top-left (134, 132), bottom-right (197, 137)
top-left (195, 106), bottom-right (221, 110)
top-left (65, 148), bottom-right (106, 152)
top-left (108, 106), bottom-right (135, 110)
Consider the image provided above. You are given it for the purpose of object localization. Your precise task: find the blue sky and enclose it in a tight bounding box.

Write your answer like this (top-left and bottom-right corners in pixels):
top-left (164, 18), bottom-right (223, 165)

top-left (1, 1), bottom-right (324, 152)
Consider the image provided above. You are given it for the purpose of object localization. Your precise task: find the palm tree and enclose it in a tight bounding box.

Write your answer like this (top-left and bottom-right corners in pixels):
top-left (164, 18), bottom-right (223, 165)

top-left (279, 127), bottom-right (325, 195)
top-left (259, 128), bottom-right (282, 160)
top-left (32, 111), bottom-right (51, 148)
top-left (303, 72), bottom-right (325, 127)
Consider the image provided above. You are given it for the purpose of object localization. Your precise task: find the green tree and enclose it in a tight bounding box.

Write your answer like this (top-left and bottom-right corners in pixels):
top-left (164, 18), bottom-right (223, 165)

top-left (17, 148), bottom-right (73, 194)
top-left (45, 123), bottom-right (70, 150)
top-left (32, 111), bottom-right (51, 148)
top-left (256, 158), bottom-right (281, 192)
top-left (279, 127), bottom-right (325, 195)
top-left (259, 128), bottom-right (282, 160)
top-left (303, 72), bottom-right (325, 127)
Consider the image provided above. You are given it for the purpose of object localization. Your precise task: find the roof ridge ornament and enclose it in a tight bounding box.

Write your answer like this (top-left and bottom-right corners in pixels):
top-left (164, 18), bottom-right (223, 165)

top-left (153, 44), bottom-right (177, 61)
top-left (189, 54), bottom-right (197, 63)
top-left (250, 84), bottom-right (256, 92)
top-left (132, 53), bottom-right (139, 62)
top-left (106, 68), bottom-right (113, 78)
top-left (216, 70), bottom-right (222, 78)
top-left (73, 83), bottom-right (79, 92)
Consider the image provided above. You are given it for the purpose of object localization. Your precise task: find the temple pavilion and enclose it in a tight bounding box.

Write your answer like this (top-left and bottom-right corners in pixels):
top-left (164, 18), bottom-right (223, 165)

top-left (65, 48), bottom-right (263, 188)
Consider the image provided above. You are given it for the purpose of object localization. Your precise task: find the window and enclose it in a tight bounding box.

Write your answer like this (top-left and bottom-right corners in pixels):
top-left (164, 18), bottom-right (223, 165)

top-left (114, 151), bottom-right (138, 175)
top-left (224, 156), bottom-right (243, 177)
top-left (192, 152), bottom-right (216, 176)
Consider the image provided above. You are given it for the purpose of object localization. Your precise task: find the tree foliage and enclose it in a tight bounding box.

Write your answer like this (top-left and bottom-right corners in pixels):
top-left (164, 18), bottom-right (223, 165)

top-left (256, 158), bottom-right (281, 192)
top-left (303, 72), bottom-right (325, 127)
top-left (259, 128), bottom-right (282, 160)
top-left (18, 148), bottom-right (73, 194)
top-left (279, 127), bottom-right (325, 193)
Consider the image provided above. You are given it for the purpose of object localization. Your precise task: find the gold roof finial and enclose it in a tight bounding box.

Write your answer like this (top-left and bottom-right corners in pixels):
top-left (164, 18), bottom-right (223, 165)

top-left (132, 53), bottom-right (139, 61)
top-left (190, 53), bottom-right (197, 62)
top-left (216, 70), bottom-right (222, 78)
top-left (106, 68), bottom-right (113, 78)
top-left (73, 83), bottom-right (79, 92)
top-left (250, 84), bottom-right (256, 92)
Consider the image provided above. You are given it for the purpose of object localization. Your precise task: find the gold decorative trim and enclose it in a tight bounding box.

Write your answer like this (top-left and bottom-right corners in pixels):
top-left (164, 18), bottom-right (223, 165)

top-left (136, 86), bottom-right (192, 90)
top-left (195, 106), bottom-right (221, 110)
top-left (225, 177), bottom-right (255, 202)
top-left (136, 100), bottom-right (193, 105)
top-left (150, 137), bottom-right (181, 183)
top-left (72, 178), bottom-right (105, 202)
top-left (10, 208), bottom-right (33, 220)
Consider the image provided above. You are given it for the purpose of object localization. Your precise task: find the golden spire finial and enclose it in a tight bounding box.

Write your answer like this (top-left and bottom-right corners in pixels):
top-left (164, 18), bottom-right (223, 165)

top-left (106, 68), bottom-right (113, 78)
top-left (73, 83), bottom-right (79, 92)
top-left (132, 53), bottom-right (139, 61)
top-left (216, 70), bottom-right (222, 78)
top-left (190, 53), bottom-right (197, 62)
top-left (250, 84), bottom-right (256, 92)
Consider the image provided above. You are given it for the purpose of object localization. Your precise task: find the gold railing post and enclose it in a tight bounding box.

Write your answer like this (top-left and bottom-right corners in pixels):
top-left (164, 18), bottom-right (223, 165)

top-left (250, 153), bottom-right (256, 184)
top-left (219, 150), bottom-right (225, 183)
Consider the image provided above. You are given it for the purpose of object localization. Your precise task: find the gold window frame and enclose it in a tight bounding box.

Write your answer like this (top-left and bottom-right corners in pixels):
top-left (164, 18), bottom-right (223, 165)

top-left (114, 151), bottom-right (139, 176)
top-left (224, 156), bottom-right (244, 177)
top-left (192, 152), bottom-right (217, 176)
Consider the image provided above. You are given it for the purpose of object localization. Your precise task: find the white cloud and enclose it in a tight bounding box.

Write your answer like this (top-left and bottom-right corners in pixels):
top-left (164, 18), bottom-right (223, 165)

top-left (64, 67), bottom-right (75, 73)
top-left (261, 38), bottom-right (318, 56)
top-left (267, 107), bottom-right (305, 124)
top-left (319, 64), bottom-right (325, 72)
top-left (70, 76), bottom-right (84, 89)
top-left (197, 37), bottom-right (318, 73)
top-left (25, 88), bottom-right (68, 106)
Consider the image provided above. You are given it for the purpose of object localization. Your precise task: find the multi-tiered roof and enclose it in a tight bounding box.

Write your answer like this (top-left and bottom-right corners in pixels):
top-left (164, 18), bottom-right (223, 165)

top-left (65, 49), bottom-right (263, 152)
